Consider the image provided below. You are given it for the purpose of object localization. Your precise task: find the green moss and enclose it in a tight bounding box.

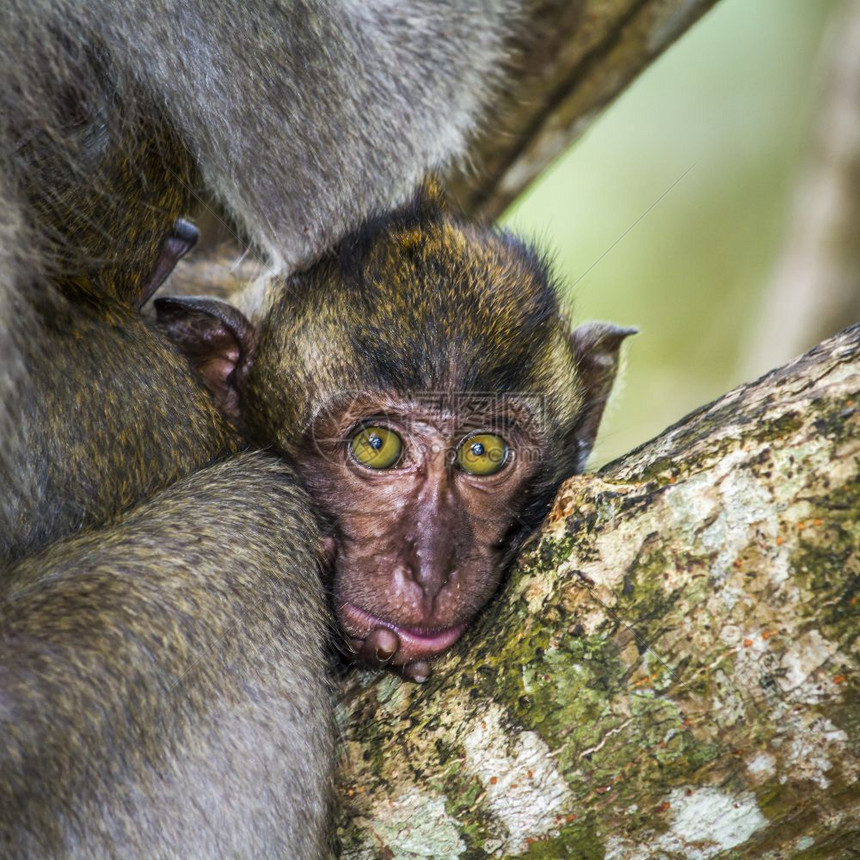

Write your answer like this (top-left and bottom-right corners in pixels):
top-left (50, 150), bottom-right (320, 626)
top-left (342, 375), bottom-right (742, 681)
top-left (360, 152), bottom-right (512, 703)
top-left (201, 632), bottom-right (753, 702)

top-left (516, 813), bottom-right (605, 860)
top-left (750, 409), bottom-right (805, 444)
top-left (440, 772), bottom-right (497, 856)
top-left (791, 476), bottom-right (860, 657)
top-left (751, 774), bottom-right (860, 858)
top-left (609, 534), bottom-right (712, 641)
top-left (809, 402), bottom-right (860, 441)
top-left (792, 832), bottom-right (860, 860)
top-left (346, 727), bottom-right (393, 780)
top-left (520, 534), bottom-right (576, 576)
top-left (830, 678), bottom-right (860, 744)
top-left (475, 524), bottom-right (728, 808)
top-left (680, 738), bottom-right (723, 773)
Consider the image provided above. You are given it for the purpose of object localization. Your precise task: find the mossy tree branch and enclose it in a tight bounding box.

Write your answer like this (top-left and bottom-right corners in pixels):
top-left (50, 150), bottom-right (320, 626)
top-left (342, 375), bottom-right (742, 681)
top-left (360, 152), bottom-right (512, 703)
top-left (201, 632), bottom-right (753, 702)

top-left (335, 325), bottom-right (860, 859)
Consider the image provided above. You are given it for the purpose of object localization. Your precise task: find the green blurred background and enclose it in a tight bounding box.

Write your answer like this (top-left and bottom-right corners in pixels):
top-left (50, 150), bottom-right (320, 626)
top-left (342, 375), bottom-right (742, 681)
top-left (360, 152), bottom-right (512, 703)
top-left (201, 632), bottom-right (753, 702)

top-left (503, 0), bottom-right (841, 466)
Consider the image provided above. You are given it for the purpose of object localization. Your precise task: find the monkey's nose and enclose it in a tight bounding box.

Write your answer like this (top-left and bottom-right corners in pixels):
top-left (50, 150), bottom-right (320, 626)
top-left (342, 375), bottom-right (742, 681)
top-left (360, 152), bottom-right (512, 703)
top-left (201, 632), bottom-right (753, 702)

top-left (407, 557), bottom-right (453, 601)
top-left (392, 561), bottom-right (450, 613)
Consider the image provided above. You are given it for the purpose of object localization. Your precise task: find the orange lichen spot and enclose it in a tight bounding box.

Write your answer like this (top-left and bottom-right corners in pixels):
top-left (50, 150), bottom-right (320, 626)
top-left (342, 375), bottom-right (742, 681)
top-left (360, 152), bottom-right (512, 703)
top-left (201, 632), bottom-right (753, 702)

top-left (511, 783), bottom-right (518, 789)
top-left (762, 630), bottom-right (777, 640)
top-left (743, 639), bottom-right (754, 647)
top-left (489, 776), bottom-right (498, 785)
top-left (776, 536), bottom-right (784, 546)
top-left (847, 399), bottom-right (855, 407)
top-left (797, 522), bottom-right (806, 531)
top-left (850, 596), bottom-right (857, 606)
top-left (566, 815), bottom-right (577, 824)
top-left (527, 770), bottom-right (534, 779)
top-left (657, 801), bottom-right (671, 813)
top-left (669, 476), bottom-right (677, 484)
top-left (814, 519), bottom-right (823, 527)
top-left (834, 674), bottom-right (846, 685)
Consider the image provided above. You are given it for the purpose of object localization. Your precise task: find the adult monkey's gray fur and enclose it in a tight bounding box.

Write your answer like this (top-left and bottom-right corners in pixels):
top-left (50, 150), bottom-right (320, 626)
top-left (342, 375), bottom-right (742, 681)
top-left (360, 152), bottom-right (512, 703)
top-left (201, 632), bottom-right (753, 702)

top-left (0, 0), bottom-right (521, 558)
top-left (0, 454), bottom-right (334, 858)
top-left (0, 3), bottom-right (523, 855)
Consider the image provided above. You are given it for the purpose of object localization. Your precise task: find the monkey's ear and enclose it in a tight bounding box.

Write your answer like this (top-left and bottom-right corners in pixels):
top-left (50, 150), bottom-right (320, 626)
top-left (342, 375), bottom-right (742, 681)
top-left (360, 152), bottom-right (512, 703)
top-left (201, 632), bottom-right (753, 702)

top-left (154, 296), bottom-right (257, 421)
top-left (568, 322), bottom-right (638, 471)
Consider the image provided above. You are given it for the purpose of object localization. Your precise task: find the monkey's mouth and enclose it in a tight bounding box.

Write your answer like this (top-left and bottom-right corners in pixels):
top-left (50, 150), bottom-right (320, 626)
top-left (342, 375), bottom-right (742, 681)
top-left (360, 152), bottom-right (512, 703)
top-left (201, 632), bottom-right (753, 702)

top-left (340, 602), bottom-right (467, 665)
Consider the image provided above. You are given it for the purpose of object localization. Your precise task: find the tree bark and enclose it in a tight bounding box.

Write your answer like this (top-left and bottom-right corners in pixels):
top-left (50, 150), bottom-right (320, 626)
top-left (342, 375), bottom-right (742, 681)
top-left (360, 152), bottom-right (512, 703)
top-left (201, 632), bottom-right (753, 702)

top-left (335, 325), bottom-right (860, 859)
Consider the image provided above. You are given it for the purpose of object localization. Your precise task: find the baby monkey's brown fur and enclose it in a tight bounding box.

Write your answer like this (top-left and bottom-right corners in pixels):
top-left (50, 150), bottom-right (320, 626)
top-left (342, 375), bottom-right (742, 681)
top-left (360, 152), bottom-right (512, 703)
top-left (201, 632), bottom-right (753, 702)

top-left (159, 190), bottom-right (634, 681)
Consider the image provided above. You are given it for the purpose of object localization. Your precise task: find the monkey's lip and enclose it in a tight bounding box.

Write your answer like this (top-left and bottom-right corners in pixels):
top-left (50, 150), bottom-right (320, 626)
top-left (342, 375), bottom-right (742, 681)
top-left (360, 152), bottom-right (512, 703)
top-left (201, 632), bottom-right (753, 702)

top-left (340, 603), bottom-right (467, 663)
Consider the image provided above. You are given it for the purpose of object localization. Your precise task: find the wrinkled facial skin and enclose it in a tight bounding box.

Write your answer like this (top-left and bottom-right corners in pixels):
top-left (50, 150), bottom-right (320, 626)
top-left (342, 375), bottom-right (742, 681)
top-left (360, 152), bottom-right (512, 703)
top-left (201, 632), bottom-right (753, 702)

top-left (294, 395), bottom-right (545, 682)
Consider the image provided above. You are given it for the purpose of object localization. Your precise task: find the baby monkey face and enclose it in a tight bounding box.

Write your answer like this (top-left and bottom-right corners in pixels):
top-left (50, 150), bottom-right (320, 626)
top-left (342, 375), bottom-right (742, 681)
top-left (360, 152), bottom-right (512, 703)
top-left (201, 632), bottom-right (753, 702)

top-left (296, 392), bottom-right (547, 682)
top-left (153, 197), bottom-right (635, 684)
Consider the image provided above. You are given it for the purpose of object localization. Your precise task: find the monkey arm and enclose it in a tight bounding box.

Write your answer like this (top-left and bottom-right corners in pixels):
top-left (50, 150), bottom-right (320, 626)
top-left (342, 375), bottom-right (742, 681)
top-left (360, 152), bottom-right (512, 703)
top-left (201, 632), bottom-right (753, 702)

top-left (0, 453), bottom-right (333, 859)
top-left (99, 0), bottom-right (515, 273)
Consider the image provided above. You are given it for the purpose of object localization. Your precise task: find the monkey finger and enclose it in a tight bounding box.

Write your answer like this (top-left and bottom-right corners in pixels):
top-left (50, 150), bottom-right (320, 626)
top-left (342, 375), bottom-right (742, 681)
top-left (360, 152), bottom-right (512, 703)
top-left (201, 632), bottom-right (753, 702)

top-left (402, 660), bottom-right (433, 684)
top-left (357, 626), bottom-right (400, 666)
top-left (139, 218), bottom-right (200, 308)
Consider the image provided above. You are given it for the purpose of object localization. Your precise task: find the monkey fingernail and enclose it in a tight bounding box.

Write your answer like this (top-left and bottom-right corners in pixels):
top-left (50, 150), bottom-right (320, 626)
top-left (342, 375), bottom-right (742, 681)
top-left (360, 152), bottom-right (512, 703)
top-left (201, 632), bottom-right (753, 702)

top-left (375, 646), bottom-right (395, 663)
top-left (357, 626), bottom-right (400, 666)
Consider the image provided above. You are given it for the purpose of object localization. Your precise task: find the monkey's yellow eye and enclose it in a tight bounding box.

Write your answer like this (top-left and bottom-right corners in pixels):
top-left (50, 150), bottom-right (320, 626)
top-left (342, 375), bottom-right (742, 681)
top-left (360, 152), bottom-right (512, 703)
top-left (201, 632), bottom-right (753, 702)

top-left (350, 426), bottom-right (403, 469)
top-left (456, 433), bottom-right (509, 476)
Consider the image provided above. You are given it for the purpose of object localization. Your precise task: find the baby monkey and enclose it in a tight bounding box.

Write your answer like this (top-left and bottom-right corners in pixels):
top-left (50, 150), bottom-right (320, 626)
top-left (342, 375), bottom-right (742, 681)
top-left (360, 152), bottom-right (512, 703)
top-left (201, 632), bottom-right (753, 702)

top-left (157, 190), bottom-right (634, 682)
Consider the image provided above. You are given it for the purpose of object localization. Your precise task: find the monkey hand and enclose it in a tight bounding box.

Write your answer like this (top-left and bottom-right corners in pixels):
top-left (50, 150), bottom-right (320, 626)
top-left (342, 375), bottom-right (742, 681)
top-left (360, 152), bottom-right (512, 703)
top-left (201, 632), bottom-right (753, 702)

top-left (356, 626), bottom-right (433, 683)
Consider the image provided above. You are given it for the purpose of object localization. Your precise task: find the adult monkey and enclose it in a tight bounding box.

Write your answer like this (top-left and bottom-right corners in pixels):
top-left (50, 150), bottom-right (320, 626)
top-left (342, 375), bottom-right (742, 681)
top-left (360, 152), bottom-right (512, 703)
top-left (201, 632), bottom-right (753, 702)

top-left (0, 7), bottom-right (528, 852)
top-left (0, 0), bottom-right (521, 559)
top-left (0, 454), bottom-right (335, 858)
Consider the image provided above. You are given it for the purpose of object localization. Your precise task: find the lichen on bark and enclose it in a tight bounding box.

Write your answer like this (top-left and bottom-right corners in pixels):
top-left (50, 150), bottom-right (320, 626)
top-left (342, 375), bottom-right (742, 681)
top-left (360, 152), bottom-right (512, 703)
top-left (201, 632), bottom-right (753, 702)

top-left (336, 325), bottom-right (860, 859)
